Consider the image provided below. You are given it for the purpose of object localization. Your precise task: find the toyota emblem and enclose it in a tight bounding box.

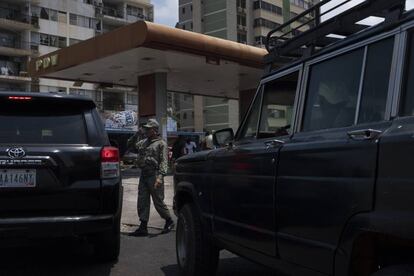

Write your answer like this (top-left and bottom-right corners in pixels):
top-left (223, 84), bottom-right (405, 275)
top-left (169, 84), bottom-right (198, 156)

top-left (7, 147), bottom-right (26, 159)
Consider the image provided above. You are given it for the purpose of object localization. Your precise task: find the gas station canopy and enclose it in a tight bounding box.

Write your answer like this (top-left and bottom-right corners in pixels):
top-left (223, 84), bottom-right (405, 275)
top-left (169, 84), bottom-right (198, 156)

top-left (30, 21), bottom-right (268, 99)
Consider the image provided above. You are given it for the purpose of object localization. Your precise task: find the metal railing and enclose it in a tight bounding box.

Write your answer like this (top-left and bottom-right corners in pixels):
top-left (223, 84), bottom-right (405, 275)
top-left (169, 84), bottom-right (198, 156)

top-left (0, 7), bottom-right (32, 24)
top-left (101, 6), bottom-right (152, 21)
top-left (0, 39), bottom-right (35, 51)
top-left (102, 6), bottom-right (124, 19)
top-left (265, 0), bottom-right (406, 58)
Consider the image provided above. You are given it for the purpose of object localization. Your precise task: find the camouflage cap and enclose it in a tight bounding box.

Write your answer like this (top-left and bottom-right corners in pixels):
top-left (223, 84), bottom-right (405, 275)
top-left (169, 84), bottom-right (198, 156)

top-left (143, 118), bottom-right (160, 129)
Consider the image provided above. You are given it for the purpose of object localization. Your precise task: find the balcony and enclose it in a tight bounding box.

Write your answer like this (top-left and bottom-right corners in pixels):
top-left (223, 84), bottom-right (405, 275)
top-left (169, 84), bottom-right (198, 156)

top-left (0, 7), bottom-right (38, 31)
top-left (102, 6), bottom-right (124, 18)
top-left (0, 62), bottom-right (31, 84)
top-left (0, 40), bottom-right (33, 57)
top-left (100, 6), bottom-right (152, 27)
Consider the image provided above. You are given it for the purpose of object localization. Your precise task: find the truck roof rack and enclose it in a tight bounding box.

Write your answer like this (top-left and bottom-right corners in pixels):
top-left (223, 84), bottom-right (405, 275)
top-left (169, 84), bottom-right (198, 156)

top-left (265, 0), bottom-right (406, 64)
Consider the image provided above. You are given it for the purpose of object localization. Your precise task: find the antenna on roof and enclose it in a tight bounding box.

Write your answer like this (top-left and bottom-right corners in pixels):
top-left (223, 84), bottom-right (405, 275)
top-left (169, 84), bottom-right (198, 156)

top-left (265, 0), bottom-right (406, 65)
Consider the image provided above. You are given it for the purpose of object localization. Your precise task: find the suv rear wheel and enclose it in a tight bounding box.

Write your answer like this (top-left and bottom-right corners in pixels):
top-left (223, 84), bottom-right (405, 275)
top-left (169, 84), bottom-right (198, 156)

top-left (176, 203), bottom-right (219, 276)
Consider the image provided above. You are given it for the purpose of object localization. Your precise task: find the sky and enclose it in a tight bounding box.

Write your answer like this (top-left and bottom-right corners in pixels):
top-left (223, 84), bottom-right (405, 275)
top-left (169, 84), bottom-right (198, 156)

top-left (153, 0), bottom-right (414, 27)
top-left (153, 0), bottom-right (179, 27)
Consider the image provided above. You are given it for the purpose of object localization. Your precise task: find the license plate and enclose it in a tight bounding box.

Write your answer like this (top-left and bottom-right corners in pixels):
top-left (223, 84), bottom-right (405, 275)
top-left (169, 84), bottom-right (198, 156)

top-left (0, 169), bottom-right (36, 188)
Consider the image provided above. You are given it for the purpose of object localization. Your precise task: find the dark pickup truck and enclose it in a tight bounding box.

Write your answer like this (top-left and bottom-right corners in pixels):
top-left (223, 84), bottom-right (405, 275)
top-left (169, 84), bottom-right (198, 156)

top-left (173, 2), bottom-right (414, 276)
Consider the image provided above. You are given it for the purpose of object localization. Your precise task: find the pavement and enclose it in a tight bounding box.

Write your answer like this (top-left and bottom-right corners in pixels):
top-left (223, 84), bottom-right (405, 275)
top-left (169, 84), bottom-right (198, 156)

top-left (120, 167), bottom-right (175, 231)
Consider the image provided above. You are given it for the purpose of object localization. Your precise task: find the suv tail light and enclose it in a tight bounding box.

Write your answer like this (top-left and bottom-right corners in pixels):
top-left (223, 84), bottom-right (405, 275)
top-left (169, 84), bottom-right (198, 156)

top-left (101, 147), bottom-right (120, 179)
top-left (8, 96), bottom-right (32, 100)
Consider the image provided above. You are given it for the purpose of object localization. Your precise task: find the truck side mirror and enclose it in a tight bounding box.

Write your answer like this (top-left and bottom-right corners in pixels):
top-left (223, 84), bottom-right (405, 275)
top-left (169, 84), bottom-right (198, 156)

top-left (213, 128), bottom-right (234, 148)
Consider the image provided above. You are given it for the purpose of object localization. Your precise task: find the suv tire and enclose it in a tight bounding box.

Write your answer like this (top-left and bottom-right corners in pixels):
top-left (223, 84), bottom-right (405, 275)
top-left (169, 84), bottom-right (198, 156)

top-left (371, 265), bottom-right (414, 276)
top-left (176, 203), bottom-right (219, 276)
top-left (92, 216), bottom-right (121, 262)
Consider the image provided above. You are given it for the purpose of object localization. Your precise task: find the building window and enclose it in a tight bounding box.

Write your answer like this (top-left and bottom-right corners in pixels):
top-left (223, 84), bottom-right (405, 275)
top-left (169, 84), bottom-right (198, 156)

top-left (39, 7), bottom-right (65, 22)
top-left (290, 0), bottom-right (311, 9)
top-left (0, 57), bottom-right (22, 77)
top-left (127, 93), bottom-right (138, 105)
top-left (255, 36), bottom-right (267, 45)
top-left (126, 5), bottom-right (144, 19)
top-left (253, 1), bottom-right (282, 15)
top-left (0, 31), bottom-right (17, 48)
top-left (237, 14), bottom-right (246, 26)
top-left (237, 0), bottom-right (247, 8)
top-left (39, 33), bottom-right (49, 46)
top-left (58, 11), bottom-right (67, 23)
top-left (39, 33), bottom-right (67, 48)
top-left (237, 32), bottom-right (247, 44)
top-left (69, 13), bottom-right (100, 30)
top-left (254, 18), bottom-right (281, 29)
top-left (182, 7), bottom-right (186, 14)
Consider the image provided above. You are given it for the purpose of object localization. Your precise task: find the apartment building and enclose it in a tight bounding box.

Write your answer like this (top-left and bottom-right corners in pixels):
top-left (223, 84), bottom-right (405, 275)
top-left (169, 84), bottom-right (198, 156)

top-left (178, 0), bottom-right (316, 46)
top-left (0, 0), bottom-right (36, 92)
top-left (0, 0), bottom-right (153, 118)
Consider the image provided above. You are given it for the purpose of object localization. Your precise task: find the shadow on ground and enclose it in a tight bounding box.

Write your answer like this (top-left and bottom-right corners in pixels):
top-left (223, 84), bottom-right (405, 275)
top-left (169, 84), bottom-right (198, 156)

top-left (0, 238), bottom-right (115, 276)
top-left (161, 256), bottom-right (277, 276)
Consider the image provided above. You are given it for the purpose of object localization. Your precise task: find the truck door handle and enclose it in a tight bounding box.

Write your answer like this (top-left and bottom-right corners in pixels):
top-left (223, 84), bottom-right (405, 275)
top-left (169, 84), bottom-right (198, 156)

top-left (264, 139), bottom-right (285, 148)
top-left (347, 129), bottom-right (382, 141)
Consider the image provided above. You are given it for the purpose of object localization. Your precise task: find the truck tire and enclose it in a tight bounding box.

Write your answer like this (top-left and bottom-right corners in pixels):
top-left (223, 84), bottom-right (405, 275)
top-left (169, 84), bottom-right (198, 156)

top-left (371, 265), bottom-right (414, 276)
top-left (92, 217), bottom-right (121, 262)
top-left (176, 203), bottom-right (219, 276)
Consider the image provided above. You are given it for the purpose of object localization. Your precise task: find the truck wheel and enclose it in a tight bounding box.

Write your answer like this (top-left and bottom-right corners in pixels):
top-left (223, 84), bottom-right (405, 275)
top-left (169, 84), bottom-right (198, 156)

top-left (176, 203), bottom-right (219, 276)
top-left (92, 217), bottom-right (121, 262)
top-left (371, 265), bottom-right (414, 276)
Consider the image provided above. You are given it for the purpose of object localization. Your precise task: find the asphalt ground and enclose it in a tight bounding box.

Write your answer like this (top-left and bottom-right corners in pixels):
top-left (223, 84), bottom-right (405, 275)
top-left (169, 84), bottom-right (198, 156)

top-left (0, 230), bottom-right (275, 276)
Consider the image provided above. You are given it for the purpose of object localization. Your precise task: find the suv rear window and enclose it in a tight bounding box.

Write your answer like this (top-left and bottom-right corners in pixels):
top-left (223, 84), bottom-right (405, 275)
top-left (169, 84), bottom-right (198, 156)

top-left (0, 98), bottom-right (89, 144)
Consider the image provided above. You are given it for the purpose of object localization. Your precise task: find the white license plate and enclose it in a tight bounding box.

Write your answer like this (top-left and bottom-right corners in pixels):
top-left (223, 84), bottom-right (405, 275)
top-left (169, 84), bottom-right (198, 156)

top-left (0, 169), bottom-right (36, 188)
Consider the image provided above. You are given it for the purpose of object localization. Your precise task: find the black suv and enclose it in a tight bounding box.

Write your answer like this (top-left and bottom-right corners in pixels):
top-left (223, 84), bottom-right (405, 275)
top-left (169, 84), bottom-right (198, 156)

top-left (0, 93), bottom-right (122, 261)
top-left (174, 2), bottom-right (414, 276)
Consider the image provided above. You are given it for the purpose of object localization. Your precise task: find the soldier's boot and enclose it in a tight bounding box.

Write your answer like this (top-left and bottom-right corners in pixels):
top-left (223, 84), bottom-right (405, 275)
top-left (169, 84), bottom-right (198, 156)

top-left (129, 221), bottom-right (148, 237)
top-left (162, 218), bottom-right (175, 234)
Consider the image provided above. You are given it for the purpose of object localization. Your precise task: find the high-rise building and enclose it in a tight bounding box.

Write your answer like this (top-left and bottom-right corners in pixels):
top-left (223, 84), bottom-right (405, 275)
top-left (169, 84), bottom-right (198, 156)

top-left (0, 0), bottom-right (153, 116)
top-left (178, 0), bottom-right (316, 47)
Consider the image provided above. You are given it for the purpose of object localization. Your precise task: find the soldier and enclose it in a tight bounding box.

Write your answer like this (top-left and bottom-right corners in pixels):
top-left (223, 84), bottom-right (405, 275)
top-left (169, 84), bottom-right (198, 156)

top-left (126, 124), bottom-right (145, 153)
top-left (129, 119), bottom-right (174, 237)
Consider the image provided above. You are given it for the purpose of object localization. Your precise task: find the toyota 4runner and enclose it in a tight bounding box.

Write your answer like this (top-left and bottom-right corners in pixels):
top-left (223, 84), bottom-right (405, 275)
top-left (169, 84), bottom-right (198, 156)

top-left (0, 92), bottom-right (122, 262)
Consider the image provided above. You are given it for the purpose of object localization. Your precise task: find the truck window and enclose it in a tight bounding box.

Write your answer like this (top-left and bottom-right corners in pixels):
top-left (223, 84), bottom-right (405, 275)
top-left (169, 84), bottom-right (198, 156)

top-left (238, 87), bottom-right (263, 139)
top-left (358, 37), bottom-right (394, 124)
top-left (258, 71), bottom-right (298, 138)
top-left (302, 49), bottom-right (364, 131)
top-left (400, 31), bottom-right (414, 116)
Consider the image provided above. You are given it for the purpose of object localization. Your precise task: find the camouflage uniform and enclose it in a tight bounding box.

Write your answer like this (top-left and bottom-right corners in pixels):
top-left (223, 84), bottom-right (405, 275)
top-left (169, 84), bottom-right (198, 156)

top-left (135, 136), bottom-right (172, 223)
